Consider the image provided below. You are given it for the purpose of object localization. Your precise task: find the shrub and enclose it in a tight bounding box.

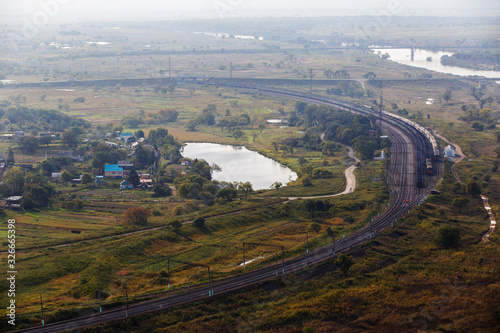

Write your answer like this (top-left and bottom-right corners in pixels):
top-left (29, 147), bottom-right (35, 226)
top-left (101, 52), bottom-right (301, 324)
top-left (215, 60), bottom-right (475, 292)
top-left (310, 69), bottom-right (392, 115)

top-left (173, 205), bottom-right (184, 215)
top-left (193, 217), bottom-right (205, 228)
top-left (301, 176), bottom-right (313, 187)
top-left (123, 207), bottom-right (150, 226)
top-left (168, 220), bottom-right (182, 230)
top-left (435, 225), bottom-right (460, 248)
top-left (23, 197), bottom-right (34, 210)
top-left (152, 184), bottom-right (173, 198)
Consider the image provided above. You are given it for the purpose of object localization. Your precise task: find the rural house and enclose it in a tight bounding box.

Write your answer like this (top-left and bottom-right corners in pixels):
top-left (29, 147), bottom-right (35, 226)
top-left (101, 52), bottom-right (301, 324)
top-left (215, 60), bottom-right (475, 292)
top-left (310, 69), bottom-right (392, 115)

top-left (104, 164), bottom-right (124, 178)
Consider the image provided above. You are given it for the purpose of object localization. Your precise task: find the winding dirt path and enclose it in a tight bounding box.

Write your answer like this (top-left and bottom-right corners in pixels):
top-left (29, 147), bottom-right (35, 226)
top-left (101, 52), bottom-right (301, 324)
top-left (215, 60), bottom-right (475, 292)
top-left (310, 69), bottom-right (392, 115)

top-left (481, 195), bottom-right (496, 243)
top-left (286, 146), bottom-right (360, 200)
top-left (434, 132), bottom-right (495, 242)
top-left (434, 132), bottom-right (466, 183)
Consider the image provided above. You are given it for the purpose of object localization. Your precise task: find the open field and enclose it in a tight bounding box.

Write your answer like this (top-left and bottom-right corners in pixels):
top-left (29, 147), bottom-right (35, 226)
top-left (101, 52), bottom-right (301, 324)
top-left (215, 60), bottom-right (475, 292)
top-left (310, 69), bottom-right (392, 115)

top-left (0, 15), bottom-right (499, 332)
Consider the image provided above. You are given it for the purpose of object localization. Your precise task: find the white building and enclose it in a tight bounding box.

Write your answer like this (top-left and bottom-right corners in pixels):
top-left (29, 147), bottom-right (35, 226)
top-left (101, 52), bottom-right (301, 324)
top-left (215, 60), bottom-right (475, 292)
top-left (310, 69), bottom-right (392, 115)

top-left (444, 145), bottom-right (455, 158)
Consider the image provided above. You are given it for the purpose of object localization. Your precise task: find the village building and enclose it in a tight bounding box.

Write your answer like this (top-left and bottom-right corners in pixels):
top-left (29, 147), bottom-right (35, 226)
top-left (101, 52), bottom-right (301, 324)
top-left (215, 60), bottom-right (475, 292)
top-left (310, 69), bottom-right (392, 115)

top-left (444, 145), bottom-right (455, 158)
top-left (104, 164), bottom-right (123, 178)
top-left (120, 180), bottom-right (134, 189)
top-left (5, 196), bottom-right (23, 210)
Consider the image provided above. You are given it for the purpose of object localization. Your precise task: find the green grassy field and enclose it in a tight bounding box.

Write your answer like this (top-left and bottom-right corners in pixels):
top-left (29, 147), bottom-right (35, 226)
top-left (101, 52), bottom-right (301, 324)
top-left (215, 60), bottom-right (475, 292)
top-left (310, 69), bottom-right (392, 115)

top-left (0, 17), bottom-right (499, 331)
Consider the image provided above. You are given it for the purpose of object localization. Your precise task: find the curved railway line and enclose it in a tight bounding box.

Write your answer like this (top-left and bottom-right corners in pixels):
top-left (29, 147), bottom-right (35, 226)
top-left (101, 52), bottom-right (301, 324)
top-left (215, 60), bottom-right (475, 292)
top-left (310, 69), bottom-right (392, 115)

top-left (17, 87), bottom-right (442, 333)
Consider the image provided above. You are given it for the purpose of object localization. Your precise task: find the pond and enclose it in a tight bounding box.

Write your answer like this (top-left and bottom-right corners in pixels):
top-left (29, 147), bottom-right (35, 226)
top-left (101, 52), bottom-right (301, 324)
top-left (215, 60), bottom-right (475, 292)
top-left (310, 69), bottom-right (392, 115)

top-left (372, 48), bottom-right (500, 79)
top-left (182, 143), bottom-right (297, 190)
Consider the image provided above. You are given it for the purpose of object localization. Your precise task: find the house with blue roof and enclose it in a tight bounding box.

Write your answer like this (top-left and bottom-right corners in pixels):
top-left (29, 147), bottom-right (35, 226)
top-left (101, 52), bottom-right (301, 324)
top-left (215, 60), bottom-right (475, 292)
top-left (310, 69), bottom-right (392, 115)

top-left (120, 133), bottom-right (135, 143)
top-left (104, 164), bottom-right (123, 178)
top-left (120, 180), bottom-right (133, 189)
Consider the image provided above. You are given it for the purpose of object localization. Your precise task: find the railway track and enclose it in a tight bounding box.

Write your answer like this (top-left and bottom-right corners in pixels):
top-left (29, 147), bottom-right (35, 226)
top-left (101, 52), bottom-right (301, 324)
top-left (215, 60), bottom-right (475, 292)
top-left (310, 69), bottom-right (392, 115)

top-left (17, 88), bottom-right (441, 333)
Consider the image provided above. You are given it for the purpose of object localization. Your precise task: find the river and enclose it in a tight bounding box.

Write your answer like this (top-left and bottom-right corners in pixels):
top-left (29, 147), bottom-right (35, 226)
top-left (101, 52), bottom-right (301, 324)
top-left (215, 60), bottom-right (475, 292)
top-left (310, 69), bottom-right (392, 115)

top-left (372, 48), bottom-right (500, 79)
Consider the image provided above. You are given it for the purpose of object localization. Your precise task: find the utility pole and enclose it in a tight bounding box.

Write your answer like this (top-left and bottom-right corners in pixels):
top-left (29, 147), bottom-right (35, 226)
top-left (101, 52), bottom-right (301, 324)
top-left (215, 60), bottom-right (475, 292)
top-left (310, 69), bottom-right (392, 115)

top-left (309, 68), bottom-right (313, 93)
top-left (306, 230), bottom-right (309, 255)
top-left (244, 242), bottom-right (284, 274)
top-left (379, 81), bottom-right (383, 123)
top-left (268, 223), bottom-right (270, 245)
top-left (187, 275), bottom-right (190, 292)
top-left (168, 57), bottom-right (171, 79)
top-left (167, 258), bottom-right (170, 289)
top-left (208, 267), bottom-right (212, 297)
top-left (40, 294), bottom-right (44, 326)
top-left (125, 283), bottom-right (128, 318)
top-left (98, 265), bottom-right (102, 313)
top-left (332, 235), bottom-right (335, 255)
top-left (210, 271), bottom-right (214, 296)
top-left (342, 218), bottom-right (345, 239)
top-left (281, 246), bottom-right (285, 275)
top-left (230, 61), bottom-right (233, 79)
top-left (242, 243), bottom-right (246, 270)
top-left (275, 252), bottom-right (279, 276)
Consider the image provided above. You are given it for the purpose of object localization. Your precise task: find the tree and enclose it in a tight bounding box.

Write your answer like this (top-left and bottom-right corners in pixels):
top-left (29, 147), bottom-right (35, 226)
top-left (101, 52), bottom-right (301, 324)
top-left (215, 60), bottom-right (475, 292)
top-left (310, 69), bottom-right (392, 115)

top-left (215, 187), bottom-right (238, 203)
top-left (193, 217), bottom-right (205, 228)
top-left (166, 83), bottom-right (176, 94)
top-left (168, 220), bottom-right (182, 231)
top-left (435, 225), bottom-right (460, 248)
top-left (232, 129), bottom-right (244, 140)
top-left (23, 197), bottom-right (34, 210)
top-left (298, 157), bottom-right (308, 167)
top-left (453, 196), bottom-right (470, 213)
top-left (304, 199), bottom-right (316, 219)
top-left (321, 141), bottom-right (337, 156)
top-left (123, 207), bottom-right (150, 226)
top-left (466, 181), bottom-right (481, 198)
top-left (310, 222), bottom-right (321, 234)
top-left (152, 184), bottom-right (173, 197)
top-left (4, 167), bottom-right (25, 195)
top-left (19, 136), bottom-right (39, 154)
top-left (238, 182), bottom-right (253, 198)
top-left (301, 175), bottom-right (313, 187)
top-left (61, 170), bottom-right (73, 183)
top-left (134, 130), bottom-right (144, 138)
top-left (133, 144), bottom-right (155, 167)
top-left (81, 173), bottom-right (92, 185)
top-left (39, 136), bottom-right (53, 146)
top-left (127, 168), bottom-right (140, 188)
top-left (494, 146), bottom-right (500, 158)
top-left (24, 183), bottom-right (54, 207)
top-left (186, 120), bottom-right (197, 132)
top-left (362, 72), bottom-right (376, 80)
top-left (471, 122), bottom-right (484, 131)
top-left (62, 130), bottom-right (79, 147)
top-left (271, 141), bottom-right (279, 152)
top-left (442, 90), bottom-right (452, 104)
top-left (334, 254), bottom-right (354, 276)
top-left (271, 182), bottom-right (282, 190)
top-left (495, 131), bottom-right (500, 143)
top-left (7, 148), bottom-right (15, 166)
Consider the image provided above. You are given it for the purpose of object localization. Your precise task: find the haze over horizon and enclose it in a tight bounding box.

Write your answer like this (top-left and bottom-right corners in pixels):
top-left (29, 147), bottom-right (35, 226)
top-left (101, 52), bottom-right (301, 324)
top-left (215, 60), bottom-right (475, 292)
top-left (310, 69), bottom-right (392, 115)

top-left (1, 0), bottom-right (499, 21)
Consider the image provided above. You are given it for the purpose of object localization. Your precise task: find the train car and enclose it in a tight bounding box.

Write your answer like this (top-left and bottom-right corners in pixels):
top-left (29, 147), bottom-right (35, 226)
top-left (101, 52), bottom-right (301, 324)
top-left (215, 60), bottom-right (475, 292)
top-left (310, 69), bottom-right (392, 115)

top-left (382, 111), bottom-right (440, 160)
top-left (426, 158), bottom-right (433, 175)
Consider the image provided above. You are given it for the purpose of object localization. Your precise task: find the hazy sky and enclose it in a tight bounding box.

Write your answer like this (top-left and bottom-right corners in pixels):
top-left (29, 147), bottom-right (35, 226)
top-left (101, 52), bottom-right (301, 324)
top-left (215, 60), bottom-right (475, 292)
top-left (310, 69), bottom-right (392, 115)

top-left (1, 0), bottom-right (499, 20)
